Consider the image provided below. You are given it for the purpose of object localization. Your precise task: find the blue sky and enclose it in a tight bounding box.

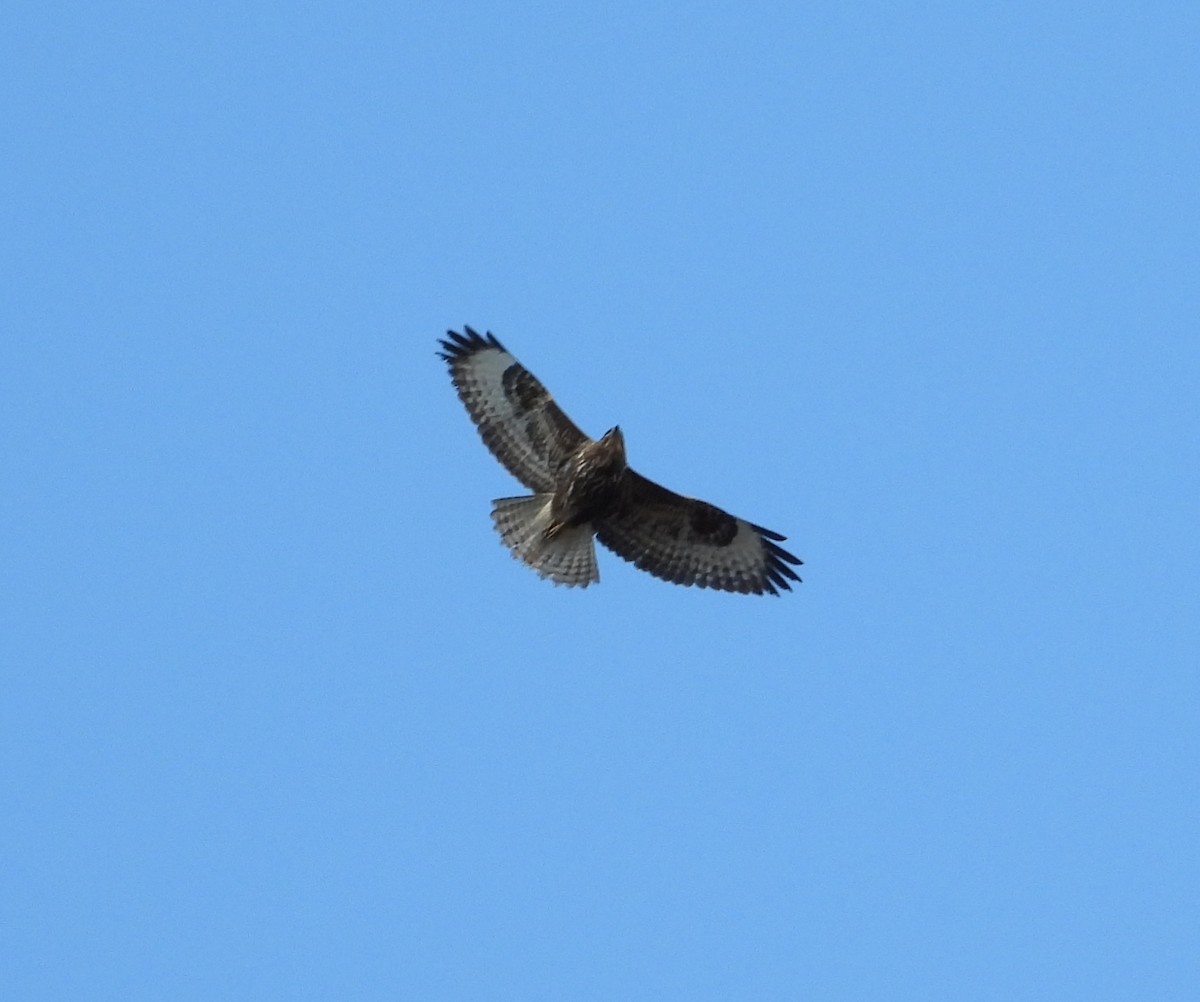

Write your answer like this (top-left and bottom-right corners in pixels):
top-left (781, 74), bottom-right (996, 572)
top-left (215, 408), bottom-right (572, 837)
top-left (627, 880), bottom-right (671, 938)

top-left (3, 2), bottom-right (1198, 998)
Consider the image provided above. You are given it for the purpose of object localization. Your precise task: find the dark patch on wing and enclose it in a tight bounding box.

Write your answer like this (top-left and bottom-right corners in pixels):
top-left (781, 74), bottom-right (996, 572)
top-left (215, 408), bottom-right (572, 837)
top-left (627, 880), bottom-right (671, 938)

top-left (687, 501), bottom-right (737, 546)
top-left (502, 363), bottom-right (548, 415)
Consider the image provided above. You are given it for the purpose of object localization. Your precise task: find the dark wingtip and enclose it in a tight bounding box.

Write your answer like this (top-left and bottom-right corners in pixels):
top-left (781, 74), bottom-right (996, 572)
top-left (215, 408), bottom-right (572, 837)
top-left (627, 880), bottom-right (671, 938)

top-left (437, 326), bottom-right (508, 362)
top-left (752, 525), bottom-right (803, 592)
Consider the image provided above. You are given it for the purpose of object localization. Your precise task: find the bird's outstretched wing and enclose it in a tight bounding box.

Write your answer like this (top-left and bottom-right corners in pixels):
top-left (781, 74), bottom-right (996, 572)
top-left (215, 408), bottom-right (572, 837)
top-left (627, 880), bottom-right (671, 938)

top-left (594, 471), bottom-right (803, 595)
top-left (438, 328), bottom-right (591, 492)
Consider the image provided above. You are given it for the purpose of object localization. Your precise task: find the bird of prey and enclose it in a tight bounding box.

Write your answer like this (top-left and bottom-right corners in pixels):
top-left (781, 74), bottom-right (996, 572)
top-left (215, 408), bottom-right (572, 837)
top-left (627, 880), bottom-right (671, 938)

top-left (438, 327), bottom-right (802, 595)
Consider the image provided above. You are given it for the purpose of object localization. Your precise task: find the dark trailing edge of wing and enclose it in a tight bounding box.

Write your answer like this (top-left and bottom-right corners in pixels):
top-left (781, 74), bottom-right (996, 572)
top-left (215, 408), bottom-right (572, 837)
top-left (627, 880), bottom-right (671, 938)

top-left (437, 326), bottom-right (507, 362)
top-left (752, 523), bottom-right (803, 595)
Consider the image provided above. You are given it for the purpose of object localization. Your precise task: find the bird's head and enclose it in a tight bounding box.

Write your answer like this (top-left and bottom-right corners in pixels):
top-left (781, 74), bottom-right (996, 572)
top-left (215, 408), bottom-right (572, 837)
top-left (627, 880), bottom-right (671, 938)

top-left (597, 425), bottom-right (627, 467)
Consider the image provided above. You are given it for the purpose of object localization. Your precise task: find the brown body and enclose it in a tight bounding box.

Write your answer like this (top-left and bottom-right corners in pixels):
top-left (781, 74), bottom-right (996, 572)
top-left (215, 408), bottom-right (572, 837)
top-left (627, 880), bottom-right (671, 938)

top-left (549, 428), bottom-right (630, 535)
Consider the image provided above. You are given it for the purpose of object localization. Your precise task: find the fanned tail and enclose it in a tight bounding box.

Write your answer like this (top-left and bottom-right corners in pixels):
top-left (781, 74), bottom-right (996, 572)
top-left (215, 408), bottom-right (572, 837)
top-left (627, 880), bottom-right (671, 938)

top-left (491, 495), bottom-right (599, 588)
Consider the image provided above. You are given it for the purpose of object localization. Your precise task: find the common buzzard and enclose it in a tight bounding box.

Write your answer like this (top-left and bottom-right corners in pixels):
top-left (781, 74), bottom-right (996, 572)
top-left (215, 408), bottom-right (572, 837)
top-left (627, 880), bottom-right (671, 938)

top-left (438, 327), bottom-right (802, 595)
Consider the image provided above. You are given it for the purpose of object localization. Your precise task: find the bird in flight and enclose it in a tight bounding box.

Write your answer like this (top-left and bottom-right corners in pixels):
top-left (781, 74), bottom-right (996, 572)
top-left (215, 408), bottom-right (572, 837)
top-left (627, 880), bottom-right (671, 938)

top-left (438, 327), bottom-right (802, 595)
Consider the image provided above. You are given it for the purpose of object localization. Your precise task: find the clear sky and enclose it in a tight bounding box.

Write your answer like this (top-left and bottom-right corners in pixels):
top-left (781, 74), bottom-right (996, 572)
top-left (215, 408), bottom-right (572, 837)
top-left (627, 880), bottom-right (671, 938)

top-left (4, 2), bottom-right (1197, 999)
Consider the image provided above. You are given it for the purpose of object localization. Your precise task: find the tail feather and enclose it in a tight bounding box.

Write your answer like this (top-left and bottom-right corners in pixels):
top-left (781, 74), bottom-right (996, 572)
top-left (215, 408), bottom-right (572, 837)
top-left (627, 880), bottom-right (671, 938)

top-left (491, 495), bottom-right (599, 588)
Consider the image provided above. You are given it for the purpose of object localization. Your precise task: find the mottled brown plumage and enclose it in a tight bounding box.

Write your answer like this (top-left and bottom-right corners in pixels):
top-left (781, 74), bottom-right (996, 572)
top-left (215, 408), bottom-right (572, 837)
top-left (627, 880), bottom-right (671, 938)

top-left (438, 327), bottom-right (802, 594)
